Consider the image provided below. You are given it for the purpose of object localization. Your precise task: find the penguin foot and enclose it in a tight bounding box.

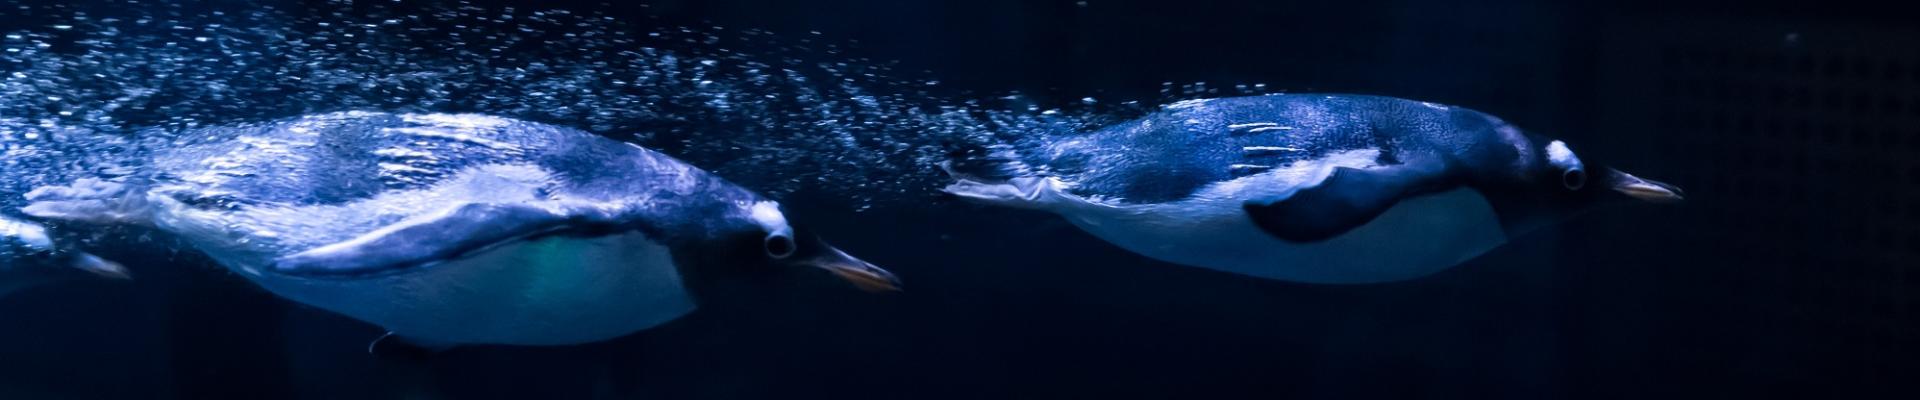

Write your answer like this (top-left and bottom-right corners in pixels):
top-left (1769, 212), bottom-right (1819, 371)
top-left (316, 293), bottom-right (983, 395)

top-left (941, 176), bottom-right (1064, 210)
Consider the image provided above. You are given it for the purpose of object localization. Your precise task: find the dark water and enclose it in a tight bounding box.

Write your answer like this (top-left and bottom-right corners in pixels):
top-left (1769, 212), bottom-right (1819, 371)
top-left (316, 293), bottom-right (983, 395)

top-left (1, 0), bottom-right (1915, 398)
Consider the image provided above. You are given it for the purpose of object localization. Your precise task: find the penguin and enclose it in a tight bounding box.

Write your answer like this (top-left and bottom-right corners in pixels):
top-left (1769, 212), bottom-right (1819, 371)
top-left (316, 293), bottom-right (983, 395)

top-left (17, 111), bottom-right (900, 351)
top-left (1, 215), bottom-right (128, 300)
top-left (943, 94), bottom-right (1682, 284)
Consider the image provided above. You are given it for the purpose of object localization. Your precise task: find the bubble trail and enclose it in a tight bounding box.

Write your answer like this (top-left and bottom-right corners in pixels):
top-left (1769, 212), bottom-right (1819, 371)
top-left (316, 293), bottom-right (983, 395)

top-left (0, 0), bottom-right (1267, 211)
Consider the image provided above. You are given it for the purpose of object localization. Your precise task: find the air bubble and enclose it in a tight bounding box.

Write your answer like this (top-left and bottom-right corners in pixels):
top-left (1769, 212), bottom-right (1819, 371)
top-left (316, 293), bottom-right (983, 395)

top-left (0, 0), bottom-right (1165, 211)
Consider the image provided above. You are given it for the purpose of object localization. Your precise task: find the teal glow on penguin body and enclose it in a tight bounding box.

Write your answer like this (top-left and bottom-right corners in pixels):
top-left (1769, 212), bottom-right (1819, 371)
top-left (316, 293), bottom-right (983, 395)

top-left (21, 112), bottom-right (898, 348)
top-left (945, 94), bottom-right (1682, 284)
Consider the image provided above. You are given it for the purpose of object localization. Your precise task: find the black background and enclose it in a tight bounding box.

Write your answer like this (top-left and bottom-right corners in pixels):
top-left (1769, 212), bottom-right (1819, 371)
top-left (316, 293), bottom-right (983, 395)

top-left (1, 0), bottom-right (1916, 399)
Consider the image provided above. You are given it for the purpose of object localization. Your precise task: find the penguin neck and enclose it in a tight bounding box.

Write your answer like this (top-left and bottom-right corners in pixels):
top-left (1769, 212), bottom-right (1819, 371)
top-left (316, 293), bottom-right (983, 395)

top-left (1483, 192), bottom-right (1574, 239)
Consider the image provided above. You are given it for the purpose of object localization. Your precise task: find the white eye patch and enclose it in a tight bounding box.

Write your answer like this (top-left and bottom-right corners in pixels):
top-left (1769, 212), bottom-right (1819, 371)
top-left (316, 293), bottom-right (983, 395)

top-left (748, 201), bottom-right (792, 238)
top-left (1546, 140), bottom-right (1583, 171)
top-left (1546, 140), bottom-right (1588, 190)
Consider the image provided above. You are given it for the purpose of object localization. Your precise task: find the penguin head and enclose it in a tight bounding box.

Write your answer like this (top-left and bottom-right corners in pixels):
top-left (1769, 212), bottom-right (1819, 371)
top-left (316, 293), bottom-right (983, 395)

top-left (683, 200), bottom-right (900, 293)
top-left (1482, 135), bottom-right (1684, 234)
top-left (750, 201), bottom-right (901, 292)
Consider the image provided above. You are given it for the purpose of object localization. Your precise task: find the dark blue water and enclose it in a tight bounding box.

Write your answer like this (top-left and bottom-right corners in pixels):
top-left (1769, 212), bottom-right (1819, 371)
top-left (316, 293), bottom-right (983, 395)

top-left (1, 0), bottom-right (1914, 398)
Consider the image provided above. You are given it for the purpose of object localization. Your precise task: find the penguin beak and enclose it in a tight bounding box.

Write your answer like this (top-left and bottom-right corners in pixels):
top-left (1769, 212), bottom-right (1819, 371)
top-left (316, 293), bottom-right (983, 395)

top-left (803, 245), bottom-right (902, 292)
top-left (1608, 169), bottom-right (1684, 203)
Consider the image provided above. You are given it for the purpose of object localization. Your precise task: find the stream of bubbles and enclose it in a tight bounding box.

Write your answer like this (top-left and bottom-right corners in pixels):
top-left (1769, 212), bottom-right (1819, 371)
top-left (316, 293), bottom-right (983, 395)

top-left (0, 0), bottom-right (1267, 213)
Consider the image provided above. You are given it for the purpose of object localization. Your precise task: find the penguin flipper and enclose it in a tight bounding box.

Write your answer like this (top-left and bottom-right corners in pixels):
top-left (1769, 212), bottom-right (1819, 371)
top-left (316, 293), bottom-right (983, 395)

top-left (272, 202), bottom-right (596, 277)
top-left (1242, 161), bottom-right (1451, 242)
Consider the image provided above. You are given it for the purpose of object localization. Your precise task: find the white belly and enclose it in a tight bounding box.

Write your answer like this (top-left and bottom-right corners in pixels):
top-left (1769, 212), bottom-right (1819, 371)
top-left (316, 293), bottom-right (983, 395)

top-left (1058, 188), bottom-right (1509, 284)
top-left (234, 232), bottom-right (696, 346)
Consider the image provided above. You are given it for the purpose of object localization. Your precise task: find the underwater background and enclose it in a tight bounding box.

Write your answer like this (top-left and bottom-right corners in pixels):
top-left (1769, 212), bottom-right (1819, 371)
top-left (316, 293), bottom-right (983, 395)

top-left (0, 0), bottom-right (1914, 398)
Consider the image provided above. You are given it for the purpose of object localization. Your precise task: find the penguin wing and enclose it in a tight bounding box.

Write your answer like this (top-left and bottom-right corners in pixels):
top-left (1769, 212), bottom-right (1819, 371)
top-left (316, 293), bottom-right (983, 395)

top-left (272, 202), bottom-right (616, 277)
top-left (1241, 158), bottom-right (1453, 242)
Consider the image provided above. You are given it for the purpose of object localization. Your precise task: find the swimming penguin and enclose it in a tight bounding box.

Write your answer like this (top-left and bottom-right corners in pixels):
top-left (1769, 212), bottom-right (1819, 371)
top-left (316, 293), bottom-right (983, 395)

top-left (1, 215), bottom-right (127, 300)
top-left (943, 94), bottom-right (1682, 284)
top-left (18, 111), bottom-right (899, 350)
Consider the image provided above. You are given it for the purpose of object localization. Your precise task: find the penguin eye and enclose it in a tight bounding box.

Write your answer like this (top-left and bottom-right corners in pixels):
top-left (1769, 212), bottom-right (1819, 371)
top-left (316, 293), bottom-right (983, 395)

top-left (763, 233), bottom-right (796, 259)
top-left (1561, 168), bottom-right (1587, 191)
